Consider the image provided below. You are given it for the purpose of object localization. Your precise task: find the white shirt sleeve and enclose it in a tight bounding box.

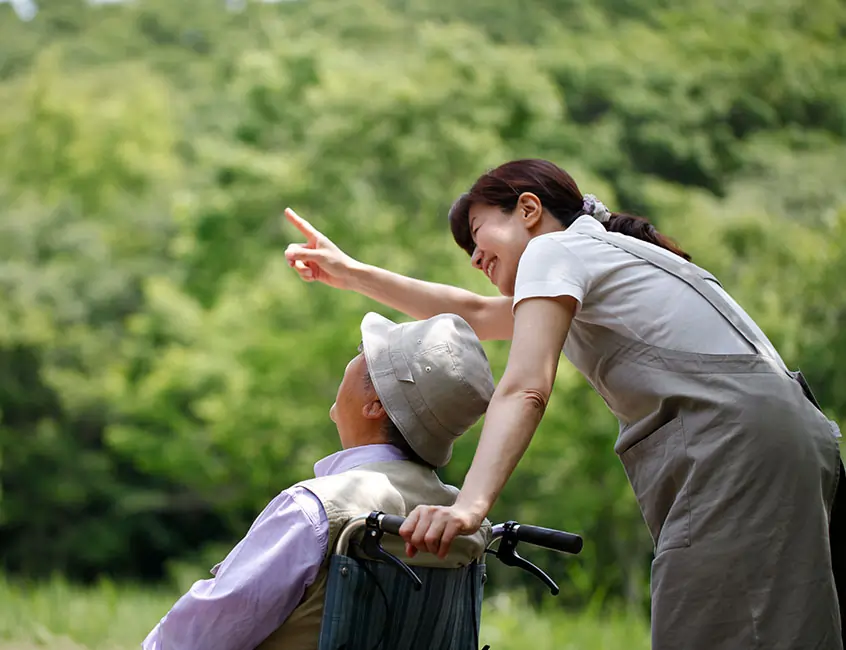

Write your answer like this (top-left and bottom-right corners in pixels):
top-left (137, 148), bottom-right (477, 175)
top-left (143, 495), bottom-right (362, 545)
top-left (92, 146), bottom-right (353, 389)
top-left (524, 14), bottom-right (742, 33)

top-left (512, 235), bottom-right (592, 312)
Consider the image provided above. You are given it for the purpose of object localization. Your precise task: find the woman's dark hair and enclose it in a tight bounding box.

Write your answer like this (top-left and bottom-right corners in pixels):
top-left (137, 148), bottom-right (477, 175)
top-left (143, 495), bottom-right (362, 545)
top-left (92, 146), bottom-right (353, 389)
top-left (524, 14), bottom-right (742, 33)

top-left (363, 365), bottom-right (436, 470)
top-left (448, 159), bottom-right (690, 261)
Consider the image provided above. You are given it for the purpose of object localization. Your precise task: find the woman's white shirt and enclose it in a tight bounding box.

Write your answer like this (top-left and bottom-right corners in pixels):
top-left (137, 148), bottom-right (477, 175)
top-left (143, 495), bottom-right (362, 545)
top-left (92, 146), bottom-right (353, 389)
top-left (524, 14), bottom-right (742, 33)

top-left (513, 216), bottom-right (784, 362)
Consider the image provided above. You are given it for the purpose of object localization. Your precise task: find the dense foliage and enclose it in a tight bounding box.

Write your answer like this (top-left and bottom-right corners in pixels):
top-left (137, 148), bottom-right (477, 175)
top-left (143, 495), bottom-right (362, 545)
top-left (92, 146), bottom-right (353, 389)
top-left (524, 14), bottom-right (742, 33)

top-left (1, 0), bottom-right (844, 611)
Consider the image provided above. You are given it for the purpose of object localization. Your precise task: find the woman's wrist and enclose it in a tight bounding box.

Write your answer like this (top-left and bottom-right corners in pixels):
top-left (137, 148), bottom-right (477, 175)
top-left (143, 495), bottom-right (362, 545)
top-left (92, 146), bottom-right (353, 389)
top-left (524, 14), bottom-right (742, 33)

top-left (344, 258), bottom-right (371, 292)
top-left (454, 492), bottom-right (492, 525)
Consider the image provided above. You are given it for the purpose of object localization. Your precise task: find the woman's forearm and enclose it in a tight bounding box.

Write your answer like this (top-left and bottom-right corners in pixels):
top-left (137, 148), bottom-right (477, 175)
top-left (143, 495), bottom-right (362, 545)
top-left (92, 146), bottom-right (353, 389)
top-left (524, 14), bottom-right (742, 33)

top-left (397, 295), bottom-right (573, 556)
top-left (347, 261), bottom-right (513, 341)
top-left (453, 389), bottom-right (547, 520)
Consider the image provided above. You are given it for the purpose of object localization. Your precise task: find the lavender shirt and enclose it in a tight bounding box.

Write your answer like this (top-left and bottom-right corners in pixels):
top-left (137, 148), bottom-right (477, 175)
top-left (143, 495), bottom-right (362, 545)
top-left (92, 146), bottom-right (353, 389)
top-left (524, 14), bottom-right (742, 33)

top-left (142, 444), bottom-right (408, 650)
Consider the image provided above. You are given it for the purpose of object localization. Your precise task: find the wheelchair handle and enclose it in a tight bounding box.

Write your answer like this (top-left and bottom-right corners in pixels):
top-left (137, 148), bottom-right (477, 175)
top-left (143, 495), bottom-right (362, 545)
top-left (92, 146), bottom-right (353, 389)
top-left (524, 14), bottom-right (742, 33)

top-left (336, 512), bottom-right (583, 597)
top-left (491, 522), bottom-right (583, 555)
top-left (378, 514), bottom-right (582, 555)
top-left (378, 514), bottom-right (406, 537)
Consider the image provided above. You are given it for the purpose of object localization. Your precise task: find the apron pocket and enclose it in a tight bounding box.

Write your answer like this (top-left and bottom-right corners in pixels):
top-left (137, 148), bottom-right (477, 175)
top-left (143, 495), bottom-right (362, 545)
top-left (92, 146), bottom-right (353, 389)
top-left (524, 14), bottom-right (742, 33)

top-left (619, 416), bottom-right (691, 554)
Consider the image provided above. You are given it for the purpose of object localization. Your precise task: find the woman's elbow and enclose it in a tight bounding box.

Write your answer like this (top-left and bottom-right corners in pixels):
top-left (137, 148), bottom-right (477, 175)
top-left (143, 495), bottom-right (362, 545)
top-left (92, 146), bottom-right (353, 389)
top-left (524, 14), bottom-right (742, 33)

top-left (520, 388), bottom-right (550, 415)
top-left (498, 384), bottom-right (551, 416)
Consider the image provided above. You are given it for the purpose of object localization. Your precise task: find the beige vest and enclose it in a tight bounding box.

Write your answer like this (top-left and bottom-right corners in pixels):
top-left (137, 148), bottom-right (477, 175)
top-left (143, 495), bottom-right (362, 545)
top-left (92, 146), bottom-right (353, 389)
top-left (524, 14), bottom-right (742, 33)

top-left (257, 460), bottom-right (488, 650)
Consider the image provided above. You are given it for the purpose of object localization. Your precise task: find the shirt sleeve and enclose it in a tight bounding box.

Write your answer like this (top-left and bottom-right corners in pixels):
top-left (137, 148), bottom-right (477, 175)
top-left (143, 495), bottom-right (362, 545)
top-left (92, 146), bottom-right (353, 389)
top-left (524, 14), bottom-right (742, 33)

top-left (142, 486), bottom-right (328, 650)
top-left (512, 235), bottom-right (593, 312)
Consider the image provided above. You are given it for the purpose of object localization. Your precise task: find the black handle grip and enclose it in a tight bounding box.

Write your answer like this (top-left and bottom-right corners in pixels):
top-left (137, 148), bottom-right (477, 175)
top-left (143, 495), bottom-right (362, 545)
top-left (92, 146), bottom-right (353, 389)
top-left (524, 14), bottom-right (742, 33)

top-left (514, 524), bottom-right (583, 554)
top-left (380, 514), bottom-right (406, 536)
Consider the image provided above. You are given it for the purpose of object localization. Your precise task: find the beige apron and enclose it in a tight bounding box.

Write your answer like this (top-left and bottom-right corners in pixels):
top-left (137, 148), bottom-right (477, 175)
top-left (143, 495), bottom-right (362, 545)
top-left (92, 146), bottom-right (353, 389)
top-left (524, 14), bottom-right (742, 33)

top-left (565, 229), bottom-right (842, 649)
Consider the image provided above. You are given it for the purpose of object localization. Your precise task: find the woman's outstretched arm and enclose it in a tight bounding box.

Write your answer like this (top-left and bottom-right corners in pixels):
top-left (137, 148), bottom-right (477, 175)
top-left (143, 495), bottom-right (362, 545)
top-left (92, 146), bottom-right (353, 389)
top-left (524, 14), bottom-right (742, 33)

top-left (284, 208), bottom-right (513, 341)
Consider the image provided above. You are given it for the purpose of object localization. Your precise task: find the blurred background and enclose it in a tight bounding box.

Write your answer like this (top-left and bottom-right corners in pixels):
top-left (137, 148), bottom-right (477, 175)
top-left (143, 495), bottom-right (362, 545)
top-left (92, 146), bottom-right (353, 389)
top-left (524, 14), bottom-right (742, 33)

top-left (0, 0), bottom-right (844, 648)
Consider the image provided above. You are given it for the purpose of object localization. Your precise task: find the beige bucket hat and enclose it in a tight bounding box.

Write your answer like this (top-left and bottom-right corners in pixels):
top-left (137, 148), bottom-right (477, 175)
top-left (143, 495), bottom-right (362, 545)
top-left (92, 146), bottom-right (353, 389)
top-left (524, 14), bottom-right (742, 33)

top-left (360, 312), bottom-right (495, 467)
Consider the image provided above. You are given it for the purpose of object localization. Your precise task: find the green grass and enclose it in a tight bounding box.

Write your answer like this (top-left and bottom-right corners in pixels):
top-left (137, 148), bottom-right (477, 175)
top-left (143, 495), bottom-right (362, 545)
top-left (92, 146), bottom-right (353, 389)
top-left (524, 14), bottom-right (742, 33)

top-left (0, 575), bottom-right (649, 650)
top-left (480, 592), bottom-right (650, 650)
top-left (0, 576), bottom-right (171, 649)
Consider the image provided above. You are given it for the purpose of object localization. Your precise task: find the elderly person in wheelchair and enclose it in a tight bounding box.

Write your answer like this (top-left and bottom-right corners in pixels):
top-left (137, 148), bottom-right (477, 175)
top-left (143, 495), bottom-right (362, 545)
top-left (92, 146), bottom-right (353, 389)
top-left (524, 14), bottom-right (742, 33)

top-left (143, 312), bottom-right (497, 650)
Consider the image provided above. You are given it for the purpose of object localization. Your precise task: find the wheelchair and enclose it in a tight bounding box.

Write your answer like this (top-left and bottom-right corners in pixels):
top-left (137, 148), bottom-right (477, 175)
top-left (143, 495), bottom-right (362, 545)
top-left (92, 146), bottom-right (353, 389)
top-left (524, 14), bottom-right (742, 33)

top-left (317, 511), bottom-right (583, 650)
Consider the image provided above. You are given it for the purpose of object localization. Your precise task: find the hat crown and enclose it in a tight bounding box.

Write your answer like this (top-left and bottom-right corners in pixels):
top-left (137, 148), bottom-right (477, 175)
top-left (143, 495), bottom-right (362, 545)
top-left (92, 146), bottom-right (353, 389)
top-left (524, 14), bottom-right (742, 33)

top-left (361, 313), bottom-right (495, 467)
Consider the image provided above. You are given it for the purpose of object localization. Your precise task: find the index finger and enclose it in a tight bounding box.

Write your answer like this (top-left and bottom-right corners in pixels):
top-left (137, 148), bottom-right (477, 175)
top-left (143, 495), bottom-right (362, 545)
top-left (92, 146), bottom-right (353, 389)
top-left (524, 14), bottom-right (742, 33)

top-left (284, 207), bottom-right (321, 243)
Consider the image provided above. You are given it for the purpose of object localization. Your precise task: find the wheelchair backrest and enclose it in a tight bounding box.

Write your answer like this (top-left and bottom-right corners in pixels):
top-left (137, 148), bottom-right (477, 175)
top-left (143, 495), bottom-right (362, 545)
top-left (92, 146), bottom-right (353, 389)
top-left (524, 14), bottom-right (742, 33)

top-left (317, 553), bottom-right (485, 650)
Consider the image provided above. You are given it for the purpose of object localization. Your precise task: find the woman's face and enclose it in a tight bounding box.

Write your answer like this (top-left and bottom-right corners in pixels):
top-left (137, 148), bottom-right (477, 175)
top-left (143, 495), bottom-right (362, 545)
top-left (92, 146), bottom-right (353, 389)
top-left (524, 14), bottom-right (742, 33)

top-left (468, 195), bottom-right (545, 297)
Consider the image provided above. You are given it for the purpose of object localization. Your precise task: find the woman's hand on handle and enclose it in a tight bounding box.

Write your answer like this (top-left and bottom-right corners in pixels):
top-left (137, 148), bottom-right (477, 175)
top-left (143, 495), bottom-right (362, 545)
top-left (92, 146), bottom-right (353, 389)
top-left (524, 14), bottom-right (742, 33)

top-left (399, 504), bottom-right (484, 560)
top-left (284, 208), bottom-right (358, 290)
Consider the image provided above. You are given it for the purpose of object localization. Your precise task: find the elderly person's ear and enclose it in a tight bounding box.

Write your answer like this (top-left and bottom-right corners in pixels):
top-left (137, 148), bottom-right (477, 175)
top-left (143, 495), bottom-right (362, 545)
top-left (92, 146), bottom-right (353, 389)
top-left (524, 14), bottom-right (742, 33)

top-left (362, 400), bottom-right (386, 420)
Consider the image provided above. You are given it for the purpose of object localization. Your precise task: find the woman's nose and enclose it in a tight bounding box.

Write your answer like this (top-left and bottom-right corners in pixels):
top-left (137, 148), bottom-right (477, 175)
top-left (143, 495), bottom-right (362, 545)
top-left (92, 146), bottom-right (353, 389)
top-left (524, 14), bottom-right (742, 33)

top-left (471, 247), bottom-right (483, 269)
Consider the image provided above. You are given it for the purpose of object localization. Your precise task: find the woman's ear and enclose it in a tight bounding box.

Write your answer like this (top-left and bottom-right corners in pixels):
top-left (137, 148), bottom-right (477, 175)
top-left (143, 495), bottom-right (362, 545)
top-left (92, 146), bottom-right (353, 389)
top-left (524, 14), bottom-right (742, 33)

top-left (516, 192), bottom-right (543, 229)
top-left (361, 398), bottom-right (387, 420)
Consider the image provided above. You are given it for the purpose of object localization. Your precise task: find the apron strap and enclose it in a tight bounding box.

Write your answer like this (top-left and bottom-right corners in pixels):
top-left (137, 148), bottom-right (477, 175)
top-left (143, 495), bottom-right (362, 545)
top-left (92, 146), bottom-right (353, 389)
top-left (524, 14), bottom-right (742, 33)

top-left (582, 229), bottom-right (783, 367)
top-left (582, 229), bottom-right (839, 436)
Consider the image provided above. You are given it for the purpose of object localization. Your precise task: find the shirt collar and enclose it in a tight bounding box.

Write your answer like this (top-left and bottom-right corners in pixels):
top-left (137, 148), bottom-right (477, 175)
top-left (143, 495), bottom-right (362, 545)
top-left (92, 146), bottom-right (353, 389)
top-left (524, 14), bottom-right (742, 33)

top-left (569, 214), bottom-right (605, 232)
top-left (313, 444), bottom-right (408, 478)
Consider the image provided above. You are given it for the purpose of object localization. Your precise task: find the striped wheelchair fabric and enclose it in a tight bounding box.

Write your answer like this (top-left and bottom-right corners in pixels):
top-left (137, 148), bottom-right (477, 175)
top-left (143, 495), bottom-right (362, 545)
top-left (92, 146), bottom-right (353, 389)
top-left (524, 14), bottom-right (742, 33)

top-left (317, 555), bottom-right (485, 650)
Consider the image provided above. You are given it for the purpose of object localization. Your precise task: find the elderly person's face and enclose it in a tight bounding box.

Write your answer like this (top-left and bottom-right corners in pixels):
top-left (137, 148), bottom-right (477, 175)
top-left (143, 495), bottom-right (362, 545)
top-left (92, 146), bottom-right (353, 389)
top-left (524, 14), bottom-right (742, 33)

top-left (330, 348), bottom-right (387, 448)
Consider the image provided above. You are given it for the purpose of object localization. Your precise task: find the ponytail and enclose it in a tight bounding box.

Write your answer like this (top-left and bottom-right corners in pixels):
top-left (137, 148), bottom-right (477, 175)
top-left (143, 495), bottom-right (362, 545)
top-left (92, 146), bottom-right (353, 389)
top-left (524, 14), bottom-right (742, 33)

top-left (605, 212), bottom-right (691, 261)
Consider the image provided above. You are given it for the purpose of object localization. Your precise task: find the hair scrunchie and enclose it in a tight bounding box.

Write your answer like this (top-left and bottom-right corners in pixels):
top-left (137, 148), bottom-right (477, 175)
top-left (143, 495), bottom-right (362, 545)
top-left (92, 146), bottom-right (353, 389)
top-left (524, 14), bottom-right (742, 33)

top-left (582, 194), bottom-right (611, 224)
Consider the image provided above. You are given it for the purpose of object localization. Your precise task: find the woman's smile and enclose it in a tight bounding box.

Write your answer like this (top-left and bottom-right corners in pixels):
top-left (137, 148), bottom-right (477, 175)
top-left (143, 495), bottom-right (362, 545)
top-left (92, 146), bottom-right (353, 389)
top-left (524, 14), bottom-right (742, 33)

top-left (485, 257), bottom-right (497, 283)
